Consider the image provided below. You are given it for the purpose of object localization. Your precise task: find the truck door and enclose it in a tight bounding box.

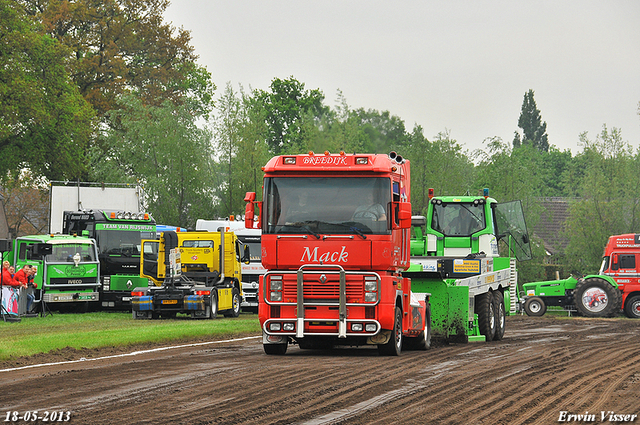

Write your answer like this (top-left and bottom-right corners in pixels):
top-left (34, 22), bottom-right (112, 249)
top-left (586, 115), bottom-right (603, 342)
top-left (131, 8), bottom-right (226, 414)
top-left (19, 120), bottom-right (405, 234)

top-left (140, 240), bottom-right (161, 286)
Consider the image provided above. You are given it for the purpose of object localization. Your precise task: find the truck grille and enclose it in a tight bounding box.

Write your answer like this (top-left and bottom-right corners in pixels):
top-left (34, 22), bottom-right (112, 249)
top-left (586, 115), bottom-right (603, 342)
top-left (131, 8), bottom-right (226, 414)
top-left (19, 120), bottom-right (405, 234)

top-left (282, 276), bottom-right (364, 300)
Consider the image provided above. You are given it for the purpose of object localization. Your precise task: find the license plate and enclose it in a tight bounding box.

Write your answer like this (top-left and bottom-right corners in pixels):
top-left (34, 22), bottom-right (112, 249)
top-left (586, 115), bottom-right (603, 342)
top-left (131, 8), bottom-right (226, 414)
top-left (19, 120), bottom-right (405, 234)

top-left (162, 299), bottom-right (178, 304)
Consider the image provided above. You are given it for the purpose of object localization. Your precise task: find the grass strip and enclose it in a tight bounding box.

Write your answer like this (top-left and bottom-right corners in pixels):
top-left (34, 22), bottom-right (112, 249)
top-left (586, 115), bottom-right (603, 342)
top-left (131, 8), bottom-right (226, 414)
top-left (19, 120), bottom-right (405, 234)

top-left (0, 312), bottom-right (261, 361)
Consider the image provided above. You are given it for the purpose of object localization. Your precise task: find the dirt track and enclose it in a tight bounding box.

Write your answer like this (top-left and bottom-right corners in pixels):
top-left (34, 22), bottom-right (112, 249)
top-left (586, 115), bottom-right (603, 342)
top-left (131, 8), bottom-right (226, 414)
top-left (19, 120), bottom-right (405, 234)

top-left (1, 315), bottom-right (639, 425)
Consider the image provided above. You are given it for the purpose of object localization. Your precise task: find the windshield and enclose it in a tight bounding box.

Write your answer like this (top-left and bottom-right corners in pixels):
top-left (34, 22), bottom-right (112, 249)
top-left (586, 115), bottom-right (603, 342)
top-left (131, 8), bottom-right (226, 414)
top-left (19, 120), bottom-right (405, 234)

top-left (264, 177), bottom-right (391, 235)
top-left (96, 230), bottom-right (156, 256)
top-left (46, 243), bottom-right (96, 262)
top-left (431, 202), bottom-right (486, 236)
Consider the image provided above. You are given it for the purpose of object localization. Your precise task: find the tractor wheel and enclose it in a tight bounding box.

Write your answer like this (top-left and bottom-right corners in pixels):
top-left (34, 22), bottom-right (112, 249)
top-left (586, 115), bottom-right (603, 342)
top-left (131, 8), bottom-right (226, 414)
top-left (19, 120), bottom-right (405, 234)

top-left (573, 277), bottom-right (622, 317)
top-left (493, 291), bottom-right (506, 341)
top-left (224, 287), bottom-right (241, 318)
top-left (524, 296), bottom-right (547, 317)
top-left (264, 343), bottom-right (287, 355)
top-left (623, 295), bottom-right (640, 319)
top-left (476, 292), bottom-right (496, 342)
top-left (378, 307), bottom-right (403, 356)
top-left (209, 291), bottom-right (218, 319)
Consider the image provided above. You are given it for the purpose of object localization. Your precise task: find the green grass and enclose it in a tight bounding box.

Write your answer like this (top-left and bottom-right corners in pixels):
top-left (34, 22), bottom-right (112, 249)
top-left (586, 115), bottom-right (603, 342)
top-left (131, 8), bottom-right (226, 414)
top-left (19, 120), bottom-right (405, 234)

top-left (0, 312), bottom-right (261, 362)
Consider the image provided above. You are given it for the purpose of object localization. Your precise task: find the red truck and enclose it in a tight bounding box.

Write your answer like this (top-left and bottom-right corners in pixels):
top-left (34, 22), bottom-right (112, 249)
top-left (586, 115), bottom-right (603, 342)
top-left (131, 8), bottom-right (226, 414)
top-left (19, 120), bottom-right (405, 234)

top-left (599, 233), bottom-right (640, 318)
top-left (244, 152), bottom-right (429, 355)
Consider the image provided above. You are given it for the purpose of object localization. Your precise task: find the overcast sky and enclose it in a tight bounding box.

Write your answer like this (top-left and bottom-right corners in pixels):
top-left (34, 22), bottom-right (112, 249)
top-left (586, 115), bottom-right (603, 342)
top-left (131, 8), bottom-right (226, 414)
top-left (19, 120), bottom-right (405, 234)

top-left (164, 1), bottom-right (640, 155)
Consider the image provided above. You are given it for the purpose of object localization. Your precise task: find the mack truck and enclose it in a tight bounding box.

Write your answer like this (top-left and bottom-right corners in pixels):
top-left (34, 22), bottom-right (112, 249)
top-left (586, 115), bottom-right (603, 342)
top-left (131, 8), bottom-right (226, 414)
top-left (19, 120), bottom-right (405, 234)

top-left (520, 233), bottom-right (639, 318)
top-left (131, 229), bottom-right (249, 319)
top-left (2, 234), bottom-right (100, 312)
top-left (62, 210), bottom-right (156, 309)
top-left (196, 218), bottom-right (265, 313)
top-left (404, 189), bottom-right (531, 342)
top-left (244, 151), bottom-right (430, 355)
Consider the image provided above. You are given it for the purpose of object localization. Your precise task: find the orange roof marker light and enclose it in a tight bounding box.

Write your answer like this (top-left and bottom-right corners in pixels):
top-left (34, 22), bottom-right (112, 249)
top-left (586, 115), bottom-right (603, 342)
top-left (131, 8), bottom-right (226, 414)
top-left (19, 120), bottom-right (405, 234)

top-left (428, 188), bottom-right (434, 199)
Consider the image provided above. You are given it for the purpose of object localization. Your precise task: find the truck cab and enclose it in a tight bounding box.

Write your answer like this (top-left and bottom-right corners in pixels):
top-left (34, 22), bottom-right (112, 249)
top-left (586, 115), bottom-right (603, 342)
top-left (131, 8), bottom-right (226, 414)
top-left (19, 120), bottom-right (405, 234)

top-left (598, 233), bottom-right (640, 318)
top-left (4, 234), bottom-right (100, 312)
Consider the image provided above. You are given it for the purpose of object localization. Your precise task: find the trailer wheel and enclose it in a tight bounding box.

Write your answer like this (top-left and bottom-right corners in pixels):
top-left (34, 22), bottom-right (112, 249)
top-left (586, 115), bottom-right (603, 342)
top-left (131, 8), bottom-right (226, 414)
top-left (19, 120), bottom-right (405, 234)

top-left (523, 296), bottom-right (547, 316)
top-left (493, 291), bottom-right (506, 341)
top-left (264, 343), bottom-right (287, 355)
top-left (477, 292), bottom-right (496, 342)
top-left (209, 291), bottom-right (218, 319)
top-left (224, 287), bottom-right (241, 318)
top-left (378, 307), bottom-right (402, 356)
top-left (573, 277), bottom-right (621, 317)
top-left (623, 295), bottom-right (640, 319)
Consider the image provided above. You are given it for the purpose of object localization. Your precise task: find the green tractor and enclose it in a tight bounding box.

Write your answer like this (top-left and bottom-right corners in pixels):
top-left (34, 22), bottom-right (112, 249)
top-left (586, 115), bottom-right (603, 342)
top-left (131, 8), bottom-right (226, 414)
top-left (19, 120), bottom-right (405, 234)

top-left (521, 275), bottom-right (622, 317)
top-left (404, 189), bottom-right (531, 343)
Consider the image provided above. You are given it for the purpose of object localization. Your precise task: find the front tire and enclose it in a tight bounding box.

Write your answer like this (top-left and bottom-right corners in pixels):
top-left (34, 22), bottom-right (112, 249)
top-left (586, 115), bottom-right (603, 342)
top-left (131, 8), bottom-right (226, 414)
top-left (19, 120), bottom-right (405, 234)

top-left (524, 296), bottom-right (547, 317)
top-left (573, 278), bottom-right (621, 317)
top-left (209, 291), bottom-right (218, 319)
top-left (624, 295), bottom-right (640, 319)
top-left (378, 307), bottom-right (403, 356)
top-left (224, 287), bottom-right (241, 317)
top-left (493, 291), bottom-right (506, 341)
top-left (477, 292), bottom-right (496, 342)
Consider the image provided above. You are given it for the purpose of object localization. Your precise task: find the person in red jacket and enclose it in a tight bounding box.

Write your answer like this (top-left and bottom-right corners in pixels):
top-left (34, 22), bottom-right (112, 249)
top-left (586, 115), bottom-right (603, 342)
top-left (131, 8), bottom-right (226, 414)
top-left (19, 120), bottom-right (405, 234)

top-left (1, 260), bottom-right (19, 315)
top-left (14, 264), bottom-right (36, 312)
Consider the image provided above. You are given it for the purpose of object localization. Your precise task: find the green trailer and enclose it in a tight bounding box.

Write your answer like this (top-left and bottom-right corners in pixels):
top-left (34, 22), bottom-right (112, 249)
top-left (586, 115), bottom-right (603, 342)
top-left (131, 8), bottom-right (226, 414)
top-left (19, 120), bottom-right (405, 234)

top-left (404, 189), bottom-right (531, 343)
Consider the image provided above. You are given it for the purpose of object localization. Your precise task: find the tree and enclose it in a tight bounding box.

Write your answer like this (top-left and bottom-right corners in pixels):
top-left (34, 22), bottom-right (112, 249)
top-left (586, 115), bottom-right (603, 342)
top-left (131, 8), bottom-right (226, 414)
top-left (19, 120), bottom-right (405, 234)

top-left (563, 126), bottom-right (640, 272)
top-left (19, 0), bottom-right (215, 119)
top-left (513, 89), bottom-right (549, 152)
top-left (0, 0), bottom-right (95, 181)
top-left (254, 76), bottom-right (327, 154)
top-left (92, 95), bottom-right (215, 227)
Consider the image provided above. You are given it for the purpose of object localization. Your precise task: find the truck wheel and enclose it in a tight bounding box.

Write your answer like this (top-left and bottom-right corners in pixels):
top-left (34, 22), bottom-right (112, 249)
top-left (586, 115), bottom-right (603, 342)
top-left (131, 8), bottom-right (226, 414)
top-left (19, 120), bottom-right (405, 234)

top-left (378, 307), bottom-right (402, 356)
top-left (405, 302), bottom-right (431, 350)
top-left (493, 291), bottom-right (506, 341)
top-left (524, 296), bottom-right (547, 317)
top-left (573, 277), bottom-right (622, 317)
top-left (264, 343), bottom-right (287, 355)
top-left (209, 291), bottom-right (218, 319)
top-left (224, 287), bottom-right (241, 318)
top-left (477, 292), bottom-right (496, 342)
top-left (623, 295), bottom-right (640, 319)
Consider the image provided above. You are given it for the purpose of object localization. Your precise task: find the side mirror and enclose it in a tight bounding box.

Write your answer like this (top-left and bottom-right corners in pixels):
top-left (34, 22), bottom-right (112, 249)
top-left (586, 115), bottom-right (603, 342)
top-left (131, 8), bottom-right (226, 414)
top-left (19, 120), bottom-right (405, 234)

top-left (393, 202), bottom-right (412, 229)
top-left (244, 192), bottom-right (256, 229)
top-left (242, 244), bottom-right (251, 265)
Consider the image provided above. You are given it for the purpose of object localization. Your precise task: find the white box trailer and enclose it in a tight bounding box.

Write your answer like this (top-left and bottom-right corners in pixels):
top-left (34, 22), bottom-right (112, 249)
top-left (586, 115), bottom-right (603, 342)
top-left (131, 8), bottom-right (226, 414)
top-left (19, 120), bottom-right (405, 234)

top-left (49, 182), bottom-right (145, 234)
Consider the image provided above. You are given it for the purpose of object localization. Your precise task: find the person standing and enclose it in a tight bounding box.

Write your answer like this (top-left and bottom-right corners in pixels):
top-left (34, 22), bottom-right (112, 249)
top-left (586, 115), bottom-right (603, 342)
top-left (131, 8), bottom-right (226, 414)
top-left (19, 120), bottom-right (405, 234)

top-left (14, 264), bottom-right (36, 312)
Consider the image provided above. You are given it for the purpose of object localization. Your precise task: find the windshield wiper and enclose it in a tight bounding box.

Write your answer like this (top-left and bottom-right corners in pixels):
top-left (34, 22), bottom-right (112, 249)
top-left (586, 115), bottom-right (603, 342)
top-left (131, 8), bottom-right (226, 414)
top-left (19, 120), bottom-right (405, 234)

top-left (286, 223), bottom-right (321, 239)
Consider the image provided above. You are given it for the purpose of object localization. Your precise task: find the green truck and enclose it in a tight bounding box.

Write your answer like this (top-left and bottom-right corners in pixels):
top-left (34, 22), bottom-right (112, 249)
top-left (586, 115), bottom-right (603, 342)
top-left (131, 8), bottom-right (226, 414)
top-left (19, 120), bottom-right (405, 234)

top-left (62, 210), bottom-right (156, 310)
top-left (404, 189), bottom-right (531, 342)
top-left (3, 234), bottom-right (100, 312)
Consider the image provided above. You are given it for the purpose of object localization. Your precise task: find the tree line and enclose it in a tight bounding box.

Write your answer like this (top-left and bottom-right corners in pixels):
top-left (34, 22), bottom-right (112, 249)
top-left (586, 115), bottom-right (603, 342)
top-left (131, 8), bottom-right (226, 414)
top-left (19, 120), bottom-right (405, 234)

top-left (2, 0), bottom-right (639, 281)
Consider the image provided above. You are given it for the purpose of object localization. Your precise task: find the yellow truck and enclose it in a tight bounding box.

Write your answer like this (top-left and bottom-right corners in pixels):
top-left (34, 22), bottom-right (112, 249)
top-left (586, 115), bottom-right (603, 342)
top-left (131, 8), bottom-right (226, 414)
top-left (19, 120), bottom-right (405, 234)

top-left (131, 229), bottom-right (249, 319)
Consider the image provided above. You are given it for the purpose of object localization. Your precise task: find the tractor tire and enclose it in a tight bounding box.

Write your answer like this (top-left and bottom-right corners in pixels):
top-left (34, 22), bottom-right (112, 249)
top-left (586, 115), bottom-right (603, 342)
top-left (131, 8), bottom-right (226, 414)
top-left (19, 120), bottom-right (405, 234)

top-left (224, 287), bottom-right (241, 318)
top-left (573, 277), bottom-right (622, 317)
top-left (476, 292), bottom-right (496, 342)
top-left (264, 343), bottom-right (287, 355)
top-left (623, 295), bottom-right (640, 319)
top-left (523, 296), bottom-right (547, 317)
top-left (378, 307), bottom-right (403, 356)
top-left (493, 290), bottom-right (506, 341)
top-left (209, 291), bottom-right (218, 319)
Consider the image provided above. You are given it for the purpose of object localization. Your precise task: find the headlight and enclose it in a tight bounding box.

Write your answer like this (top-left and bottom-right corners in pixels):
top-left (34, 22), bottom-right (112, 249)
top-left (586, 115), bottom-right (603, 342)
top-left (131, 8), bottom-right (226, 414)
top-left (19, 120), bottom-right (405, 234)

top-left (270, 292), bottom-right (282, 301)
top-left (269, 322), bottom-right (281, 331)
top-left (283, 323), bottom-right (295, 331)
top-left (365, 323), bottom-right (377, 332)
top-left (364, 281), bottom-right (377, 292)
top-left (351, 323), bottom-right (363, 332)
top-left (270, 280), bottom-right (282, 291)
top-left (365, 292), bottom-right (377, 302)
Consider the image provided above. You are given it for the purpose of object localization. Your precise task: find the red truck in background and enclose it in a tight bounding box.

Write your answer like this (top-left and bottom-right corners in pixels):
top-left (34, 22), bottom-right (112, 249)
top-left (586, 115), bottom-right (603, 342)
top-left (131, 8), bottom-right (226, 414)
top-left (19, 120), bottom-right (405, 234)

top-left (244, 152), bottom-right (429, 355)
top-left (599, 233), bottom-right (640, 318)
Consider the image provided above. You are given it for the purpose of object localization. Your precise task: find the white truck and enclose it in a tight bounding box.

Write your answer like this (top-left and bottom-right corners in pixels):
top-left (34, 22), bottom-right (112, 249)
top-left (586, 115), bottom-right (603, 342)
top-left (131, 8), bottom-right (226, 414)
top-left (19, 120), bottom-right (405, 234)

top-left (195, 218), bottom-right (264, 313)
